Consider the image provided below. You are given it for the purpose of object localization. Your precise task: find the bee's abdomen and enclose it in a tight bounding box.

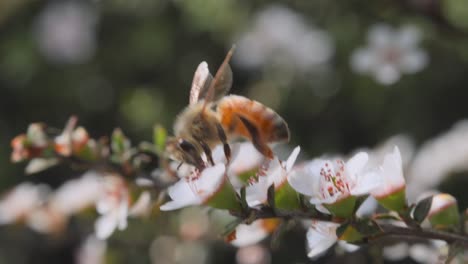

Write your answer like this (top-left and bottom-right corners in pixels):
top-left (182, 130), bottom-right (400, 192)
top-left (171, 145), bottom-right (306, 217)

top-left (217, 95), bottom-right (290, 143)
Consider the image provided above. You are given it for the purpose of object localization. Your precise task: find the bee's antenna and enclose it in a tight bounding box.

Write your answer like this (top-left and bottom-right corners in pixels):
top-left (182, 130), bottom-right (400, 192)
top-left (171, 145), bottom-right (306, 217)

top-left (202, 45), bottom-right (236, 110)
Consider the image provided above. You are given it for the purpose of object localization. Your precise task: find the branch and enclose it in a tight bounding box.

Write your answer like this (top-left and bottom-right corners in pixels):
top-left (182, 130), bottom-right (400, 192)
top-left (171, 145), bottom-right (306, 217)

top-left (230, 206), bottom-right (332, 223)
top-left (231, 206), bottom-right (468, 248)
top-left (377, 224), bottom-right (468, 247)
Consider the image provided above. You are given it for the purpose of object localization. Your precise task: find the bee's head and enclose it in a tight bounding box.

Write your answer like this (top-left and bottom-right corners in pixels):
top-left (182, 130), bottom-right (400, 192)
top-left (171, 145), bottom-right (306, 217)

top-left (165, 137), bottom-right (205, 169)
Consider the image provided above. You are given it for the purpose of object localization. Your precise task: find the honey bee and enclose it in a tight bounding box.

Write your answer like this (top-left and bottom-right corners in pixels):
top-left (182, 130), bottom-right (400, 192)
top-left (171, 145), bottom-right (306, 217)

top-left (166, 46), bottom-right (290, 169)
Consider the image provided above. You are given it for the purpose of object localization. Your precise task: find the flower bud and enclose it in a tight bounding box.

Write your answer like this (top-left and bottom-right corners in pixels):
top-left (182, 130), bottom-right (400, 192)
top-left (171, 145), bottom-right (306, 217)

top-left (428, 193), bottom-right (460, 230)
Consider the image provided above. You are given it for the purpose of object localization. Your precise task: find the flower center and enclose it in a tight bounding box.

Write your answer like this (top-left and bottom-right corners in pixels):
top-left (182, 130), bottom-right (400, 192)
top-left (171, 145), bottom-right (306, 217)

top-left (319, 160), bottom-right (351, 200)
top-left (382, 46), bottom-right (402, 64)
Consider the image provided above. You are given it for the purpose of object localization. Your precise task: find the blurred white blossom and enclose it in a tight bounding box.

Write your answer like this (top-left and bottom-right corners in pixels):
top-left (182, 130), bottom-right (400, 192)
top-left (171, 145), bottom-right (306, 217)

top-left (236, 244), bottom-right (271, 264)
top-left (351, 23), bottom-right (428, 85)
top-left (230, 219), bottom-right (279, 247)
top-left (34, 1), bottom-right (98, 64)
top-left (234, 5), bottom-right (333, 71)
top-left (76, 235), bottom-right (107, 264)
top-left (407, 120), bottom-right (468, 200)
top-left (0, 182), bottom-right (49, 225)
top-left (94, 175), bottom-right (130, 239)
top-left (383, 240), bottom-right (449, 263)
top-left (50, 171), bottom-right (102, 215)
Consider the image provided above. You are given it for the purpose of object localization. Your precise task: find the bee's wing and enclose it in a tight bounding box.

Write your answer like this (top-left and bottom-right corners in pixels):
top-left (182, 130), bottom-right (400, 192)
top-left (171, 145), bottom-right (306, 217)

top-left (189, 61), bottom-right (213, 105)
top-left (202, 46), bottom-right (235, 105)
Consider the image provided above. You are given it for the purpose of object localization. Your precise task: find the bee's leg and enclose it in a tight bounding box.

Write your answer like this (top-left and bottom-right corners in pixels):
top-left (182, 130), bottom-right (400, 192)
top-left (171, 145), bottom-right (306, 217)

top-left (237, 115), bottom-right (273, 159)
top-left (199, 140), bottom-right (215, 166)
top-left (216, 123), bottom-right (231, 163)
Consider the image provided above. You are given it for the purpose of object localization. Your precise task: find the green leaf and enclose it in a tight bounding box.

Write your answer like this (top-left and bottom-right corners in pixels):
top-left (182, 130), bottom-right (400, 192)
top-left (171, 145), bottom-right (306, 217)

top-left (267, 184), bottom-right (276, 209)
top-left (237, 186), bottom-right (249, 212)
top-left (336, 223), bottom-right (364, 243)
top-left (205, 178), bottom-right (241, 211)
top-left (353, 220), bottom-right (380, 237)
top-left (221, 218), bottom-right (243, 237)
top-left (274, 182), bottom-right (301, 210)
top-left (376, 188), bottom-right (407, 212)
top-left (153, 125), bottom-right (167, 154)
top-left (325, 196), bottom-right (357, 218)
top-left (336, 222), bottom-right (350, 239)
top-left (111, 128), bottom-right (130, 155)
top-left (412, 196), bottom-right (433, 224)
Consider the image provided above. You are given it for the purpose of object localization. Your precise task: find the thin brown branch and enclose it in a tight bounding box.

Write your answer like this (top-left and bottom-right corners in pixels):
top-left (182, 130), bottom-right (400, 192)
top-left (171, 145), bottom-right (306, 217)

top-left (377, 224), bottom-right (468, 248)
top-left (231, 206), bottom-right (468, 248)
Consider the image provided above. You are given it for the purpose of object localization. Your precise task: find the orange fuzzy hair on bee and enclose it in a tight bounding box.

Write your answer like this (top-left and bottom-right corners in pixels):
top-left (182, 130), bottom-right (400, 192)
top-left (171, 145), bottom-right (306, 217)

top-left (217, 95), bottom-right (289, 158)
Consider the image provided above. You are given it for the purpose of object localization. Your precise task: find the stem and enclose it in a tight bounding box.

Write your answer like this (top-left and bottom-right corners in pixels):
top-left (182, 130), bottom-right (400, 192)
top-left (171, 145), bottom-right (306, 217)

top-left (377, 224), bottom-right (468, 247)
top-left (230, 206), bottom-right (333, 222)
top-left (231, 207), bottom-right (468, 248)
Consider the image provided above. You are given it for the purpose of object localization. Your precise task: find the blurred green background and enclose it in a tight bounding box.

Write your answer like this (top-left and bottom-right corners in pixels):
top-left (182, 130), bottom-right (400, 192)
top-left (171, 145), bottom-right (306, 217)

top-left (1, 0), bottom-right (468, 263)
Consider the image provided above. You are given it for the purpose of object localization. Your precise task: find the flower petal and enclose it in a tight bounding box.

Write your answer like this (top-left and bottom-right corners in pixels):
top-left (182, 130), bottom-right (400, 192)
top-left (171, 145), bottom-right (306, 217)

top-left (306, 222), bottom-right (338, 259)
top-left (345, 152), bottom-right (369, 182)
top-left (371, 146), bottom-right (405, 197)
top-left (95, 213), bottom-right (117, 240)
top-left (399, 49), bottom-right (428, 73)
top-left (285, 146), bottom-right (301, 172)
top-left (287, 160), bottom-right (322, 196)
top-left (374, 64), bottom-right (401, 85)
top-left (160, 164), bottom-right (226, 211)
top-left (231, 220), bottom-right (269, 247)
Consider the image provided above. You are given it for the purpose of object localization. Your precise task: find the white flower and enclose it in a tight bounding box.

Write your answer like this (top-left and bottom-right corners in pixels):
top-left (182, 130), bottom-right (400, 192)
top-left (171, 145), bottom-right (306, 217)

top-left (288, 152), bottom-right (380, 205)
top-left (94, 175), bottom-right (130, 240)
top-left (245, 146), bottom-right (300, 207)
top-left (234, 5), bottom-right (333, 71)
top-left (306, 221), bottom-right (339, 259)
top-left (49, 171), bottom-right (102, 215)
top-left (383, 243), bottom-right (409, 261)
top-left (0, 183), bottom-right (49, 224)
top-left (370, 147), bottom-right (406, 199)
top-left (159, 164), bottom-right (227, 211)
top-left (34, 1), bottom-right (98, 64)
top-left (76, 235), bottom-right (107, 264)
top-left (230, 219), bottom-right (278, 247)
top-left (407, 120), bottom-right (468, 200)
top-left (212, 142), bottom-right (266, 188)
top-left (351, 23), bottom-right (428, 85)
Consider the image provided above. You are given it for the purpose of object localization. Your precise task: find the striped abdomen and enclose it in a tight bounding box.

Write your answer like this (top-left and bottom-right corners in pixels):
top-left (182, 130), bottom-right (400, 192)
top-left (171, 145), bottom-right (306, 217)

top-left (216, 95), bottom-right (290, 145)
